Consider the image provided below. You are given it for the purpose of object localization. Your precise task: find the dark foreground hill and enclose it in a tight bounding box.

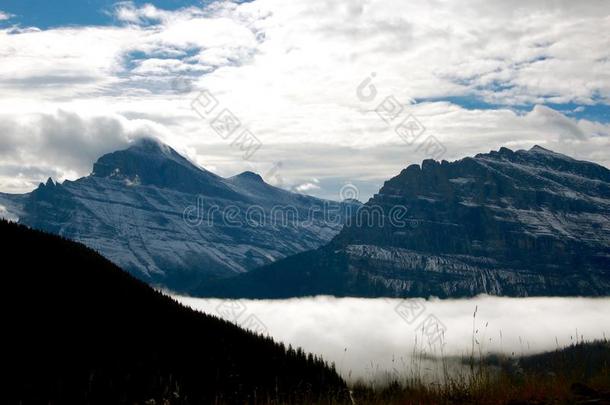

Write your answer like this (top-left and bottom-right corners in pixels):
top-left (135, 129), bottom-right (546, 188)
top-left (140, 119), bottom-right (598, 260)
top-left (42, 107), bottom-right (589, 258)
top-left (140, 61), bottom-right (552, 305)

top-left (0, 220), bottom-right (347, 404)
top-left (197, 146), bottom-right (610, 298)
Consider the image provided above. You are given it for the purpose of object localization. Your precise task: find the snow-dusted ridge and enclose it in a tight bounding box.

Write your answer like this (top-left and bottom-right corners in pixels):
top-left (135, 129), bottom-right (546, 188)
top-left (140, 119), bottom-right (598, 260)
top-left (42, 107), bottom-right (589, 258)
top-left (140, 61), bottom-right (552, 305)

top-left (195, 145), bottom-right (610, 298)
top-left (10, 138), bottom-right (359, 293)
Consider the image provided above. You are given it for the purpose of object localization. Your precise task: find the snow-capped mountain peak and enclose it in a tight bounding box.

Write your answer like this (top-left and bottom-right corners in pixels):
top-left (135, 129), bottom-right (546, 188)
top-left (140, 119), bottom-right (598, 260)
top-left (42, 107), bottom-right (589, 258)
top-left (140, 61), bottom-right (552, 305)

top-left (11, 138), bottom-right (359, 293)
top-left (90, 138), bottom-right (241, 197)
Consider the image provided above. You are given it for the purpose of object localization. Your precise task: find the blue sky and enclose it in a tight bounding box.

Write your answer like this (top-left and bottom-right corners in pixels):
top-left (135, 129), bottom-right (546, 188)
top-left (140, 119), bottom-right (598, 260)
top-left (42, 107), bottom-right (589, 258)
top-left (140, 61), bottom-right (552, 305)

top-left (416, 96), bottom-right (610, 124)
top-left (0, 0), bottom-right (608, 198)
top-left (0, 1), bottom-right (203, 28)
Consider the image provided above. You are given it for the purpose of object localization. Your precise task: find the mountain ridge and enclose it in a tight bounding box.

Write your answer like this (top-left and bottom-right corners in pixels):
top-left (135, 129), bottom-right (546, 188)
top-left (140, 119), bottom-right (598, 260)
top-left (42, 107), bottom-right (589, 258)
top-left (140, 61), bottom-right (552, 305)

top-left (4, 137), bottom-right (359, 294)
top-left (196, 145), bottom-right (610, 298)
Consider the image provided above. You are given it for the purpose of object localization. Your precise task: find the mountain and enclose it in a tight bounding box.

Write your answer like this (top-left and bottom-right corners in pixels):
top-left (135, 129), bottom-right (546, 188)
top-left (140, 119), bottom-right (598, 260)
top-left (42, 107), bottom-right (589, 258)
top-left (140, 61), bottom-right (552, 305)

top-left (197, 146), bottom-right (610, 298)
top-left (4, 138), bottom-right (358, 293)
top-left (0, 219), bottom-right (348, 403)
top-left (0, 192), bottom-right (26, 221)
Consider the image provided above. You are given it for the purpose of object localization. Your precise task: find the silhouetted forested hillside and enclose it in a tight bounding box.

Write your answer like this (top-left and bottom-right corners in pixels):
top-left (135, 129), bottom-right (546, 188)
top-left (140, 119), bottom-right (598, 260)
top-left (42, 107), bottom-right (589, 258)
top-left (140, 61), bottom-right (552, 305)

top-left (0, 220), bottom-right (347, 404)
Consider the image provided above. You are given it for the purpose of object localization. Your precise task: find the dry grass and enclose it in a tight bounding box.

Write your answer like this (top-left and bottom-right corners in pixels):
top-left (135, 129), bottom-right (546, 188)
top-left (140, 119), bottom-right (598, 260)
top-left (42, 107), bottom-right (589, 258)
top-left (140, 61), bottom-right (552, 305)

top-left (349, 339), bottom-right (610, 405)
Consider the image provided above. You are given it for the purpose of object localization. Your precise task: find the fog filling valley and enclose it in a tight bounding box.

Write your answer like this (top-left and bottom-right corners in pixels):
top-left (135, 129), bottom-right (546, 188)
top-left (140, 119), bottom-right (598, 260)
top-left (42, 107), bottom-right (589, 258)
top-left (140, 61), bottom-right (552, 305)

top-left (175, 295), bottom-right (610, 384)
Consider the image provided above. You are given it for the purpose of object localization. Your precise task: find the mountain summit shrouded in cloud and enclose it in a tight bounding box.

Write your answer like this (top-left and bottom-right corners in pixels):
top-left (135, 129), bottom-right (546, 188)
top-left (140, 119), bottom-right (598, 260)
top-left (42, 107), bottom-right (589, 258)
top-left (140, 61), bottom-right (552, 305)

top-left (0, 0), bottom-right (609, 199)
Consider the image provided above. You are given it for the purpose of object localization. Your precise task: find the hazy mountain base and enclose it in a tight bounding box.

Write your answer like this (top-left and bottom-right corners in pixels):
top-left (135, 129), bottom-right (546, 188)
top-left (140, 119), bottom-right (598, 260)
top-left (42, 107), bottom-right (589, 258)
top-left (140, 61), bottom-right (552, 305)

top-left (196, 243), bottom-right (610, 298)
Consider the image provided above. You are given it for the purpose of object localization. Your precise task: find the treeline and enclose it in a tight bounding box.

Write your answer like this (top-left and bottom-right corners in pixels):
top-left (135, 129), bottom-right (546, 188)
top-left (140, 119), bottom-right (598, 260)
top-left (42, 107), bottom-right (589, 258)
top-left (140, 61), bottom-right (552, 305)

top-left (0, 219), bottom-right (347, 404)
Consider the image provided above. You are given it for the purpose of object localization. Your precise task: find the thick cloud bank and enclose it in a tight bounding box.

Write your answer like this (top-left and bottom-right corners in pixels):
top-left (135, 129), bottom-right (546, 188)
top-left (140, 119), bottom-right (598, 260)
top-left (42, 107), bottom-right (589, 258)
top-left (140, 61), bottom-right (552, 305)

top-left (176, 295), bottom-right (610, 383)
top-left (1, 0), bottom-right (609, 198)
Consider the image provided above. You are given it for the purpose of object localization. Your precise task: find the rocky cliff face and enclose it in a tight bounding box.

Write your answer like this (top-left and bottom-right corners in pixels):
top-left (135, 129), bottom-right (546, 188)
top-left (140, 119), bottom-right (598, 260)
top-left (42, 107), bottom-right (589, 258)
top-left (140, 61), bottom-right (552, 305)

top-left (198, 146), bottom-right (610, 298)
top-left (14, 138), bottom-right (358, 293)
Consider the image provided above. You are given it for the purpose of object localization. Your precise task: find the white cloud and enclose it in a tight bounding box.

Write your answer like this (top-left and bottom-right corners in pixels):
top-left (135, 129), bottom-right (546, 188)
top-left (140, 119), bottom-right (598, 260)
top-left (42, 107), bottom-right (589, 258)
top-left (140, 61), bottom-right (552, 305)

top-left (131, 58), bottom-right (203, 75)
top-left (294, 182), bottom-right (320, 192)
top-left (0, 0), bottom-right (608, 197)
top-left (114, 2), bottom-right (168, 24)
top-left (0, 11), bottom-right (13, 21)
top-left (0, 111), bottom-right (168, 192)
top-left (177, 295), bottom-right (610, 384)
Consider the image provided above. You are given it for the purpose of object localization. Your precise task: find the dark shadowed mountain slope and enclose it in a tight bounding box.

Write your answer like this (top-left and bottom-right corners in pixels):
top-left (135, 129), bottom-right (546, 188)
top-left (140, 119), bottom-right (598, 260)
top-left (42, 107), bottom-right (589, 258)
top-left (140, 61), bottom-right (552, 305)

top-left (0, 219), bottom-right (347, 404)
top-left (197, 146), bottom-right (610, 298)
top-left (5, 138), bottom-right (358, 294)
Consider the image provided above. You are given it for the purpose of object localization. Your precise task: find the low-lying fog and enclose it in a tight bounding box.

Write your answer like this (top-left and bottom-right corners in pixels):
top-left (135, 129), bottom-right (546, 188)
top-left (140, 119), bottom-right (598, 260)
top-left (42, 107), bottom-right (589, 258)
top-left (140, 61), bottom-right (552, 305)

top-left (175, 295), bottom-right (610, 384)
